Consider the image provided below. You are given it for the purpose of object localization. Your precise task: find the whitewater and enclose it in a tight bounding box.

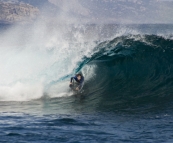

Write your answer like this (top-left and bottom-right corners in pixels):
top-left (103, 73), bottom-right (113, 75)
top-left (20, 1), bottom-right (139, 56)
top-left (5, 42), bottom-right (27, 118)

top-left (0, 23), bottom-right (98, 101)
top-left (0, 23), bottom-right (173, 142)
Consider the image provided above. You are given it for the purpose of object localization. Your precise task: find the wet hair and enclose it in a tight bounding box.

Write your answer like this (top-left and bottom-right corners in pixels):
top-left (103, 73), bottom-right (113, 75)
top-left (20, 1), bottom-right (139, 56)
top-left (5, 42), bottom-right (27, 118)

top-left (76, 73), bottom-right (82, 77)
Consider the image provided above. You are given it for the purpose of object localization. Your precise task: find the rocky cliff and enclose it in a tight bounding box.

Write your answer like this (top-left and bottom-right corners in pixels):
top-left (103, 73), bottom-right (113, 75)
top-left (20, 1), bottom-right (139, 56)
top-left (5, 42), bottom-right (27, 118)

top-left (0, 1), bottom-right (39, 24)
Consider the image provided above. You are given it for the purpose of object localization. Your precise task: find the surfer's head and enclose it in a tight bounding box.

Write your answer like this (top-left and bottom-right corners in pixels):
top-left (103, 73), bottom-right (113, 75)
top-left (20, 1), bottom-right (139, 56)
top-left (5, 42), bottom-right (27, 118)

top-left (76, 74), bottom-right (82, 80)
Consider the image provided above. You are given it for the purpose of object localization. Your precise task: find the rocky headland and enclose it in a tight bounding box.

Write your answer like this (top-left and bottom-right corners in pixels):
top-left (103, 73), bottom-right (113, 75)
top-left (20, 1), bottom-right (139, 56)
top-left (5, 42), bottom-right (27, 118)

top-left (0, 1), bottom-right (39, 24)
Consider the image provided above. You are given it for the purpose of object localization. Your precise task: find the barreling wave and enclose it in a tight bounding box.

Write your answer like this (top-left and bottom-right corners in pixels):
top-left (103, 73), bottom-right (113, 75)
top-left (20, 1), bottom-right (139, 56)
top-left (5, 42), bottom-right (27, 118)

top-left (80, 34), bottom-right (173, 111)
top-left (1, 22), bottom-right (173, 108)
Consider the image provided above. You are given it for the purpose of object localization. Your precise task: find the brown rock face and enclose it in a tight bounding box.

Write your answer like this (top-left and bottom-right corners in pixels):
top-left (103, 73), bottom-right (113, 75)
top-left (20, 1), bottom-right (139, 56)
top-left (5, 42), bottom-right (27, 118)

top-left (0, 1), bottom-right (39, 24)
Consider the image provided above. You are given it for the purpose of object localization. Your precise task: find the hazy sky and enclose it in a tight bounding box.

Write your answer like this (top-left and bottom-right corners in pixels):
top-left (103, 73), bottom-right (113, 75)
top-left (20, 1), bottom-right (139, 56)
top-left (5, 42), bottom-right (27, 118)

top-left (48, 0), bottom-right (173, 24)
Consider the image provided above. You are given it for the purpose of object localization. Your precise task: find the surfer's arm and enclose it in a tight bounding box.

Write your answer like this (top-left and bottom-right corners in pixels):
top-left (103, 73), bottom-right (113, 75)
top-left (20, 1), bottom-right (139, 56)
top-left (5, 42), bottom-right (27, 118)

top-left (70, 77), bottom-right (74, 84)
top-left (70, 77), bottom-right (77, 84)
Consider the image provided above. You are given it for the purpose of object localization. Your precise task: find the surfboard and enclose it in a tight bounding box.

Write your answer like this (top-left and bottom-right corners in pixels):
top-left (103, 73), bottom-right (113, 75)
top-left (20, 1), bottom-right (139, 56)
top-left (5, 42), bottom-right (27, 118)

top-left (69, 81), bottom-right (84, 95)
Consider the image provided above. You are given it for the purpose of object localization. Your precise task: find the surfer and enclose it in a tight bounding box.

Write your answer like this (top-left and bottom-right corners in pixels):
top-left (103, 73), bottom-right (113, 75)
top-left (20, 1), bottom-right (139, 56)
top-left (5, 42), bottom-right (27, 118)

top-left (70, 73), bottom-right (84, 91)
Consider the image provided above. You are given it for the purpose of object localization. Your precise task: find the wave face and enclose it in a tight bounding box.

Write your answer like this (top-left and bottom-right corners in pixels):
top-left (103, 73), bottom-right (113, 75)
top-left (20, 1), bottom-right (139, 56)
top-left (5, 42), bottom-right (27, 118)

top-left (83, 34), bottom-right (173, 112)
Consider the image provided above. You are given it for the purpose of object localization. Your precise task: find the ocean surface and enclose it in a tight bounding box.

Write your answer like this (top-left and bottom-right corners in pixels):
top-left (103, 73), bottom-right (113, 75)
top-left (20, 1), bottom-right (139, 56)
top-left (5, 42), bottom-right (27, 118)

top-left (0, 23), bottom-right (173, 142)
